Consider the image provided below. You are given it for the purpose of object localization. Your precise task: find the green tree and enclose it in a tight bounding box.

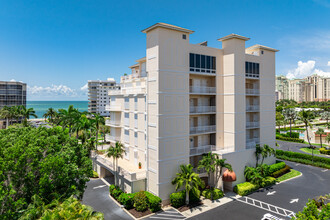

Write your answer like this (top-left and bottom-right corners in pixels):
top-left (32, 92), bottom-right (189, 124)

top-left (283, 108), bottom-right (297, 137)
top-left (260, 144), bottom-right (275, 165)
top-left (244, 166), bottom-right (263, 186)
top-left (326, 133), bottom-right (330, 148)
top-left (91, 113), bottom-right (105, 149)
top-left (99, 124), bottom-right (110, 143)
top-left (255, 144), bottom-right (263, 167)
top-left (57, 105), bottom-right (80, 136)
top-left (0, 106), bottom-right (11, 128)
top-left (0, 126), bottom-right (92, 219)
top-left (295, 199), bottom-right (330, 220)
top-left (106, 142), bottom-right (125, 186)
top-left (43, 107), bottom-right (57, 124)
top-left (198, 152), bottom-right (217, 187)
top-left (316, 128), bottom-right (325, 148)
top-left (299, 110), bottom-right (313, 147)
top-left (214, 157), bottom-right (232, 191)
top-left (19, 106), bottom-right (37, 127)
top-left (171, 164), bottom-right (204, 205)
top-left (276, 112), bottom-right (285, 131)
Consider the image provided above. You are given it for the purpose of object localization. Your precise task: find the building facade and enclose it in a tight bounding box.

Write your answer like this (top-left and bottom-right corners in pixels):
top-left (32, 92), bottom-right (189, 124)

top-left (94, 23), bottom-right (277, 201)
top-left (88, 78), bottom-right (119, 116)
top-left (276, 75), bottom-right (330, 102)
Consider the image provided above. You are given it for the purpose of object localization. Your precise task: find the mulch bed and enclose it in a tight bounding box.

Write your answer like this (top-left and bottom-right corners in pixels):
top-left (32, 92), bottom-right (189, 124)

top-left (128, 208), bottom-right (153, 218)
top-left (177, 201), bottom-right (203, 212)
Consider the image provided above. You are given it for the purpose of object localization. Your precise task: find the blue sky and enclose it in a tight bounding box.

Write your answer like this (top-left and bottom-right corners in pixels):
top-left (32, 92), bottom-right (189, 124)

top-left (1, 0), bottom-right (330, 100)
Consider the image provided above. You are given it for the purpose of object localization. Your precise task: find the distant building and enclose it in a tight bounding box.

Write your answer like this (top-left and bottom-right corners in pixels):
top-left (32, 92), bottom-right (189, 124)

top-left (88, 78), bottom-right (119, 116)
top-left (0, 81), bottom-right (26, 108)
top-left (276, 75), bottom-right (330, 102)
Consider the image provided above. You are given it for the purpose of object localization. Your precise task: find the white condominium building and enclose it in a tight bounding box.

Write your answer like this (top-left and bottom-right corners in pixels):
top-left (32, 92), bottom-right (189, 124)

top-left (94, 23), bottom-right (278, 201)
top-left (88, 78), bottom-right (118, 116)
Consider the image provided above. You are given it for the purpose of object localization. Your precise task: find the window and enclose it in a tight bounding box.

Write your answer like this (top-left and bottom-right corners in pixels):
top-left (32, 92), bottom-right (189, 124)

top-left (124, 129), bottom-right (129, 143)
top-left (124, 146), bottom-right (129, 159)
top-left (134, 114), bottom-right (138, 128)
top-left (189, 53), bottom-right (216, 73)
top-left (245, 62), bottom-right (260, 78)
top-left (134, 132), bottom-right (138, 146)
top-left (182, 34), bottom-right (186, 40)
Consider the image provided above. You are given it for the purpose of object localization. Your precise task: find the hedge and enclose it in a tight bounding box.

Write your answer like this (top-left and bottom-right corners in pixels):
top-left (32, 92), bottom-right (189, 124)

top-left (170, 190), bottom-right (200, 208)
top-left (234, 182), bottom-right (259, 196)
top-left (145, 191), bottom-right (162, 212)
top-left (269, 162), bottom-right (286, 174)
top-left (271, 165), bottom-right (291, 178)
top-left (276, 150), bottom-right (330, 169)
top-left (320, 148), bottom-right (330, 155)
top-left (260, 177), bottom-right (277, 188)
top-left (202, 188), bottom-right (224, 200)
top-left (281, 132), bottom-right (300, 139)
top-left (118, 193), bottom-right (135, 209)
top-left (276, 134), bottom-right (304, 143)
top-left (134, 191), bottom-right (148, 212)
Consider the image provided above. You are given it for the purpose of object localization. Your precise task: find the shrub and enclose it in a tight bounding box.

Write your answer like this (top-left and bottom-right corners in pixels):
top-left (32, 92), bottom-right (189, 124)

top-left (134, 191), bottom-right (148, 212)
top-left (271, 165), bottom-right (291, 178)
top-left (110, 185), bottom-right (123, 200)
top-left (202, 188), bottom-right (224, 200)
top-left (189, 189), bottom-right (201, 204)
top-left (276, 150), bottom-right (330, 169)
top-left (276, 135), bottom-right (304, 143)
top-left (170, 191), bottom-right (185, 208)
top-left (320, 148), bottom-right (330, 155)
top-left (109, 185), bottom-right (119, 194)
top-left (145, 191), bottom-right (162, 212)
top-left (118, 193), bottom-right (134, 210)
top-left (281, 132), bottom-right (300, 139)
top-left (92, 171), bottom-right (99, 178)
top-left (260, 177), bottom-right (277, 188)
top-left (269, 162), bottom-right (286, 174)
top-left (234, 182), bottom-right (259, 196)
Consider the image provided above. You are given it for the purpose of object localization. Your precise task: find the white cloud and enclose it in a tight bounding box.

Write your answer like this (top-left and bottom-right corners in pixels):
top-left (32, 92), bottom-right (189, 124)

top-left (10, 79), bottom-right (16, 82)
top-left (80, 83), bottom-right (88, 91)
top-left (286, 60), bottom-right (330, 79)
top-left (27, 84), bottom-right (77, 97)
top-left (328, 61), bottom-right (330, 66)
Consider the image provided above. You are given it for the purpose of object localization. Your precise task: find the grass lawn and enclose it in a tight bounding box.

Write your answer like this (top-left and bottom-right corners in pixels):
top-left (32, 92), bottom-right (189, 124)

top-left (277, 169), bottom-right (301, 182)
top-left (300, 147), bottom-right (322, 155)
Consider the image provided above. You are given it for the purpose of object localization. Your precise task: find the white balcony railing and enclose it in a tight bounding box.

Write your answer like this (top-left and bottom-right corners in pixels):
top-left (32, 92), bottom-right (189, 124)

top-left (246, 138), bottom-right (260, 149)
top-left (246, 121), bottom-right (260, 128)
top-left (246, 105), bottom-right (260, 111)
top-left (189, 86), bottom-right (216, 94)
top-left (246, 88), bottom-right (260, 95)
top-left (190, 106), bottom-right (216, 114)
top-left (190, 125), bottom-right (216, 134)
top-left (106, 104), bottom-right (121, 111)
top-left (105, 119), bottom-right (121, 126)
top-left (105, 134), bottom-right (120, 142)
top-left (190, 145), bottom-right (216, 156)
top-left (246, 73), bottom-right (260, 79)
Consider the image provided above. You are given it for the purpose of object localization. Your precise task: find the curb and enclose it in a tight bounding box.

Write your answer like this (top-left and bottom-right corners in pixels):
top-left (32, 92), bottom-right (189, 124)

top-left (108, 194), bottom-right (139, 220)
top-left (276, 171), bottom-right (303, 184)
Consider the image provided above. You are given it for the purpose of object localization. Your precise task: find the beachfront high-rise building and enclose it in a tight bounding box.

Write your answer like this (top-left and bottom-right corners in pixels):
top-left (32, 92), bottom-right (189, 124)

top-left (0, 81), bottom-right (27, 129)
top-left (87, 78), bottom-right (119, 117)
top-left (93, 23), bottom-right (278, 201)
top-left (276, 74), bottom-right (330, 102)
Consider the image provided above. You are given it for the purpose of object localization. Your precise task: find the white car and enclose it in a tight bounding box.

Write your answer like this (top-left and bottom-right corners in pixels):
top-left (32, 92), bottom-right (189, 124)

top-left (261, 213), bottom-right (284, 220)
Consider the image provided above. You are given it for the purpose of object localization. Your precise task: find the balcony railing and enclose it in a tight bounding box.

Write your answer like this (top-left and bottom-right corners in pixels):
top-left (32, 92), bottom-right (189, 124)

top-left (246, 73), bottom-right (260, 79)
top-left (106, 104), bottom-right (121, 111)
top-left (105, 134), bottom-right (120, 142)
top-left (246, 138), bottom-right (260, 149)
top-left (246, 121), bottom-right (260, 128)
top-left (190, 106), bottom-right (216, 114)
top-left (246, 88), bottom-right (260, 95)
top-left (105, 119), bottom-right (121, 126)
top-left (190, 145), bottom-right (216, 156)
top-left (246, 105), bottom-right (260, 112)
top-left (189, 86), bottom-right (216, 94)
top-left (190, 125), bottom-right (216, 134)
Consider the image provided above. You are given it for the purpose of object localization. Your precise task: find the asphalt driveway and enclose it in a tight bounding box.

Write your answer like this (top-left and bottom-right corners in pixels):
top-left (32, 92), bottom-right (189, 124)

top-left (276, 140), bottom-right (329, 158)
top-left (82, 178), bottom-right (133, 220)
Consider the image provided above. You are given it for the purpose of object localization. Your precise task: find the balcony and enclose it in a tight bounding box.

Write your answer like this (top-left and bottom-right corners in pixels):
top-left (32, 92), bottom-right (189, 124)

top-left (105, 134), bottom-right (120, 142)
top-left (246, 138), bottom-right (259, 149)
top-left (190, 145), bottom-right (216, 156)
top-left (246, 88), bottom-right (260, 95)
top-left (190, 86), bottom-right (216, 94)
top-left (105, 119), bottom-right (121, 127)
top-left (246, 121), bottom-right (260, 128)
top-left (190, 106), bottom-right (216, 114)
top-left (190, 125), bottom-right (216, 135)
top-left (124, 102), bottom-right (129, 110)
top-left (106, 104), bottom-right (121, 111)
top-left (246, 73), bottom-right (259, 79)
top-left (246, 105), bottom-right (260, 112)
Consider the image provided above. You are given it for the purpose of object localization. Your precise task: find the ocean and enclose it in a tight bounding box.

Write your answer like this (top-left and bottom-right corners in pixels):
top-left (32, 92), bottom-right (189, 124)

top-left (27, 101), bottom-right (88, 119)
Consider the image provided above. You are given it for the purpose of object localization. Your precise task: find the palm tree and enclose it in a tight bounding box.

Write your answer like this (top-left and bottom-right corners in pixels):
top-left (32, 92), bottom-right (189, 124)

top-left (58, 105), bottom-right (80, 136)
top-left (283, 108), bottom-right (297, 137)
top-left (214, 157), bottom-right (232, 191)
top-left (244, 166), bottom-right (263, 186)
top-left (99, 124), bottom-right (110, 143)
top-left (91, 113), bottom-right (105, 149)
top-left (255, 144), bottom-right (262, 167)
top-left (299, 110), bottom-right (313, 148)
top-left (326, 133), bottom-right (330, 149)
top-left (74, 114), bottom-right (92, 143)
top-left (276, 112), bottom-right (285, 131)
top-left (0, 106), bottom-right (11, 128)
top-left (43, 107), bottom-right (57, 123)
top-left (260, 144), bottom-right (275, 165)
top-left (320, 111), bottom-right (330, 126)
top-left (106, 142), bottom-right (125, 186)
top-left (315, 128), bottom-right (325, 148)
top-left (20, 106), bottom-right (37, 126)
top-left (198, 152), bottom-right (216, 187)
top-left (172, 164), bottom-right (204, 205)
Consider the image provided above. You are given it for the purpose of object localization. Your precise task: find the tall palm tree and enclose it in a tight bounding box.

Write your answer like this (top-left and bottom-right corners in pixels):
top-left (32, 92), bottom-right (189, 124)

top-left (19, 106), bottom-right (37, 127)
top-left (74, 114), bottom-right (92, 143)
top-left (106, 142), bottom-right (125, 186)
top-left (91, 113), bottom-right (105, 149)
top-left (276, 112), bottom-right (285, 131)
top-left (99, 124), bottom-right (110, 143)
top-left (0, 106), bottom-right (11, 128)
top-left (315, 128), bottom-right (325, 148)
top-left (58, 105), bottom-right (80, 136)
top-left (320, 111), bottom-right (330, 127)
top-left (43, 107), bottom-right (57, 123)
top-left (244, 166), bottom-right (263, 186)
top-left (172, 164), bottom-right (204, 205)
top-left (214, 157), bottom-right (232, 191)
top-left (255, 144), bottom-right (262, 167)
top-left (198, 152), bottom-right (216, 187)
top-left (299, 110), bottom-right (313, 147)
top-left (283, 108), bottom-right (297, 137)
top-left (260, 144), bottom-right (275, 165)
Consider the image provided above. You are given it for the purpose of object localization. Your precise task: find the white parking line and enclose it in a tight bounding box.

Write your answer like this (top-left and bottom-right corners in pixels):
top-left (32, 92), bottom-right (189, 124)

top-left (93, 185), bottom-right (106, 189)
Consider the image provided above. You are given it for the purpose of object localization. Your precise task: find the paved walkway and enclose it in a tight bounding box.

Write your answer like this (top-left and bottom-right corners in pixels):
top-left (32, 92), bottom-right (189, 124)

top-left (82, 179), bottom-right (133, 220)
top-left (276, 140), bottom-right (329, 158)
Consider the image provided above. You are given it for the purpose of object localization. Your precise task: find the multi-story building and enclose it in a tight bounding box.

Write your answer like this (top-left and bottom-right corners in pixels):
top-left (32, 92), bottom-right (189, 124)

top-left (88, 78), bottom-right (119, 116)
top-left (276, 74), bottom-right (330, 102)
top-left (93, 23), bottom-right (278, 201)
top-left (0, 81), bottom-right (27, 128)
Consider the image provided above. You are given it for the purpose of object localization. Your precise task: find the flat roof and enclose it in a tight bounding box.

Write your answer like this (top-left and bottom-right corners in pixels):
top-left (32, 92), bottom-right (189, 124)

top-left (246, 44), bottom-right (279, 52)
top-left (142, 22), bottom-right (194, 34)
top-left (217, 33), bottom-right (250, 42)
top-left (129, 63), bottom-right (139, 69)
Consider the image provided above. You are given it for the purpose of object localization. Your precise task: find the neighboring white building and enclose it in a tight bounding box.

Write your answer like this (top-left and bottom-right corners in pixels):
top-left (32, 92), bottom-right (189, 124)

top-left (88, 78), bottom-right (119, 116)
top-left (93, 23), bottom-right (278, 202)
